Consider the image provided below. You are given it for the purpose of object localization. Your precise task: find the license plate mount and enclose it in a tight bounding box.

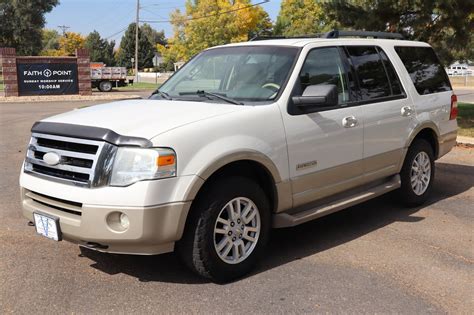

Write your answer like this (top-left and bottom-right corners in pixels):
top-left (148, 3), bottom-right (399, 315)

top-left (33, 212), bottom-right (62, 241)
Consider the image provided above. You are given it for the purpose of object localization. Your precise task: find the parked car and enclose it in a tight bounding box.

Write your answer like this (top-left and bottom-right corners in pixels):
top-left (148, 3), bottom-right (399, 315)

top-left (20, 31), bottom-right (457, 282)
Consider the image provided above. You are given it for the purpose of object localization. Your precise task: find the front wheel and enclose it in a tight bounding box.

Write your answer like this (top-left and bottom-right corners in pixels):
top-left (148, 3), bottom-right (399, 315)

top-left (177, 176), bottom-right (270, 282)
top-left (398, 139), bottom-right (435, 206)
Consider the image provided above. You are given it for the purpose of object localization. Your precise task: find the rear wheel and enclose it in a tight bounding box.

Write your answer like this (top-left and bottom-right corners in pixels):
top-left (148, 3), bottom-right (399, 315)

top-left (98, 80), bottom-right (113, 92)
top-left (177, 176), bottom-right (270, 282)
top-left (398, 139), bottom-right (435, 206)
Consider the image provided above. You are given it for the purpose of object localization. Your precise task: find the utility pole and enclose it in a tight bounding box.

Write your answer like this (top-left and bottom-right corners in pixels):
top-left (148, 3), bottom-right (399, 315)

top-left (135, 0), bottom-right (139, 82)
top-left (57, 25), bottom-right (70, 36)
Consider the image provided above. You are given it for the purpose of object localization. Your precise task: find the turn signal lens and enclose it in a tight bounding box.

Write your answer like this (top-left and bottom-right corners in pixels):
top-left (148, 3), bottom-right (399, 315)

top-left (157, 155), bottom-right (175, 166)
top-left (450, 94), bottom-right (458, 120)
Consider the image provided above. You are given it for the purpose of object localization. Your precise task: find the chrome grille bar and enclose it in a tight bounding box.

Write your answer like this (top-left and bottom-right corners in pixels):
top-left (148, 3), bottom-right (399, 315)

top-left (24, 133), bottom-right (115, 187)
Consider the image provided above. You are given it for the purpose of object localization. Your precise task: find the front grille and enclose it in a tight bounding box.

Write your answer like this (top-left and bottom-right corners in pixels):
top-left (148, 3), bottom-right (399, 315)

top-left (24, 133), bottom-right (116, 187)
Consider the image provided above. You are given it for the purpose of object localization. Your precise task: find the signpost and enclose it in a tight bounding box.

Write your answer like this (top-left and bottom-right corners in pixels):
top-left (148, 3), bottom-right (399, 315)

top-left (17, 63), bottom-right (79, 96)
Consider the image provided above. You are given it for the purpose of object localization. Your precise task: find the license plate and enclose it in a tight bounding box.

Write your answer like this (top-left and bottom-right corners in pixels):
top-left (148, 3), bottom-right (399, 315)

top-left (33, 212), bottom-right (62, 241)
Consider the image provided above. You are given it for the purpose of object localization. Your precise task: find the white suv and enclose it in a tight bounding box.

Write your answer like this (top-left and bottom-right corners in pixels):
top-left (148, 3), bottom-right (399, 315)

top-left (20, 31), bottom-right (458, 282)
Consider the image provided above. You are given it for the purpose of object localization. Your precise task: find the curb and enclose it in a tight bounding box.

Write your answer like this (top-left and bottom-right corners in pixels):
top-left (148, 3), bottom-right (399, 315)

top-left (0, 94), bottom-right (142, 103)
top-left (456, 136), bottom-right (474, 148)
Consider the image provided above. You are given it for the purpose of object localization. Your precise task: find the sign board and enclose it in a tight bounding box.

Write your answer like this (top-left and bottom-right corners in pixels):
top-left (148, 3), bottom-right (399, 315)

top-left (17, 63), bottom-right (79, 96)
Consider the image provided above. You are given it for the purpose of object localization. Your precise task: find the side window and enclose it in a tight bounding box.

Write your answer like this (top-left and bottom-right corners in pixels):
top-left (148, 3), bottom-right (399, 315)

top-left (394, 46), bottom-right (452, 95)
top-left (299, 47), bottom-right (349, 105)
top-left (378, 50), bottom-right (404, 96)
top-left (346, 46), bottom-right (391, 100)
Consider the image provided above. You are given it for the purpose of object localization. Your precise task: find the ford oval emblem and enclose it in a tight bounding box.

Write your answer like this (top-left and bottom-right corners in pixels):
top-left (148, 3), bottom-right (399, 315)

top-left (43, 152), bottom-right (61, 166)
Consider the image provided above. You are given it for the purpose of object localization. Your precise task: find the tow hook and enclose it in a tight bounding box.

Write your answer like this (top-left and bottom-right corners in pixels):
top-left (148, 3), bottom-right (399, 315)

top-left (28, 221), bottom-right (35, 226)
top-left (83, 242), bottom-right (109, 250)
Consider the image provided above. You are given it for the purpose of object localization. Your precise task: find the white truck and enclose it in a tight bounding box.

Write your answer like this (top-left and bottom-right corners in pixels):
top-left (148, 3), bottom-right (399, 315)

top-left (90, 63), bottom-right (128, 92)
top-left (20, 31), bottom-right (457, 282)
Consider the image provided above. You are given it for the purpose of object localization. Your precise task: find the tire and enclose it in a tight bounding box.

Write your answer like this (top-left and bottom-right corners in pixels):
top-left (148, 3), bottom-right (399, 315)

top-left (98, 80), bottom-right (113, 92)
top-left (398, 139), bottom-right (435, 206)
top-left (177, 176), bottom-right (271, 283)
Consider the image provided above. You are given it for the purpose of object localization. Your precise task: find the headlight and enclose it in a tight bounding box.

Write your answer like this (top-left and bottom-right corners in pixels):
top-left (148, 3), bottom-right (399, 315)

top-left (109, 147), bottom-right (176, 186)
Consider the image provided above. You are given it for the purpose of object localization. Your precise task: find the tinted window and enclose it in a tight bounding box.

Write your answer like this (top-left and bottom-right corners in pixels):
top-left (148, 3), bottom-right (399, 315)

top-left (346, 46), bottom-right (391, 100)
top-left (395, 46), bottom-right (451, 95)
top-left (379, 50), bottom-right (404, 96)
top-left (299, 47), bottom-right (350, 104)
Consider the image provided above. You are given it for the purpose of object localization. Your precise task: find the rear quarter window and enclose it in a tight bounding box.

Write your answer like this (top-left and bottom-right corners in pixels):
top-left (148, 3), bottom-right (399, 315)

top-left (395, 46), bottom-right (452, 95)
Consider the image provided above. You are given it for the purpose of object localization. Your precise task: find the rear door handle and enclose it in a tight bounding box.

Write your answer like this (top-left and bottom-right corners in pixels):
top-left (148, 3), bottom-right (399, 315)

top-left (342, 115), bottom-right (358, 128)
top-left (401, 106), bottom-right (413, 117)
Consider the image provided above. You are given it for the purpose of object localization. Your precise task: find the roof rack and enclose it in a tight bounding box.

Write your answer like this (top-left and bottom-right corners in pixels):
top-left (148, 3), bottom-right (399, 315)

top-left (249, 30), bottom-right (404, 41)
top-left (325, 30), bottom-right (404, 39)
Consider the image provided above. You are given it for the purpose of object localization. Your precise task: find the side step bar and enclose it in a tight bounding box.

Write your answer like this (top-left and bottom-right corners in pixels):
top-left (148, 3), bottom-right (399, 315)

top-left (273, 175), bottom-right (401, 228)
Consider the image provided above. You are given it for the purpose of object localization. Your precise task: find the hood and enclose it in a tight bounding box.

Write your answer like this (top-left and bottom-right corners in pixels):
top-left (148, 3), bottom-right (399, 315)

top-left (42, 99), bottom-right (245, 139)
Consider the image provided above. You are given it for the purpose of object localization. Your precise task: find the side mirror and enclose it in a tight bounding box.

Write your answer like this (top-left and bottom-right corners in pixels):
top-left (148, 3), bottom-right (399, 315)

top-left (292, 84), bottom-right (338, 108)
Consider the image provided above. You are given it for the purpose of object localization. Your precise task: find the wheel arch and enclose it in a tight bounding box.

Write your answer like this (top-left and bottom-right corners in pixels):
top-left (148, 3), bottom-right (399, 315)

top-left (190, 152), bottom-right (283, 211)
top-left (406, 123), bottom-right (440, 158)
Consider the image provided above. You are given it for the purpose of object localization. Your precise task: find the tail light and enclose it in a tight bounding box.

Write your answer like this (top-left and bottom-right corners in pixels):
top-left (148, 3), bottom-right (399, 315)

top-left (450, 94), bottom-right (458, 120)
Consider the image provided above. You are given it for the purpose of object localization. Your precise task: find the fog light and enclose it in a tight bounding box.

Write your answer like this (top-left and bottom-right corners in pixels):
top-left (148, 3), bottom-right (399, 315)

top-left (119, 213), bottom-right (130, 229)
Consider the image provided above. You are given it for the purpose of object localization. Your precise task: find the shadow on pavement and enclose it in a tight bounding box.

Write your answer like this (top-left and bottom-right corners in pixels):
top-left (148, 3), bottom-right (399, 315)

top-left (80, 162), bottom-right (473, 284)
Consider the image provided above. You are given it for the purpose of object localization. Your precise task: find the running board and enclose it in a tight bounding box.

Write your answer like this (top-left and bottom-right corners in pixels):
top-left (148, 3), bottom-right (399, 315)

top-left (273, 175), bottom-right (401, 228)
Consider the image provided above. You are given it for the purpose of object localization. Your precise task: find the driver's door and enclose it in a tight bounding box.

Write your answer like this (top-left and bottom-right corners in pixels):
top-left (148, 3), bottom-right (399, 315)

top-left (280, 46), bottom-right (364, 207)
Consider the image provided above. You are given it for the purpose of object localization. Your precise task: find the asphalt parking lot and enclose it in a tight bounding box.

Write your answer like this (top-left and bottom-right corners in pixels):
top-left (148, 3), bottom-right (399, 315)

top-left (0, 95), bottom-right (473, 313)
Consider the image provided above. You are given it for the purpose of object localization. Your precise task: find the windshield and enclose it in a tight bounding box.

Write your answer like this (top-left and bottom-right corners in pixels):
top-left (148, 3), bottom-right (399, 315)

top-left (154, 46), bottom-right (299, 104)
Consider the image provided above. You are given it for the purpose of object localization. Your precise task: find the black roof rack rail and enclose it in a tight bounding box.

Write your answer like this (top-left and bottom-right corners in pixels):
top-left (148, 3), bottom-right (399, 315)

top-left (249, 30), bottom-right (404, 41)
top-left (323, 30), bottom-right (404, 39)
top-left (249, 33), bottom-right (326, 41)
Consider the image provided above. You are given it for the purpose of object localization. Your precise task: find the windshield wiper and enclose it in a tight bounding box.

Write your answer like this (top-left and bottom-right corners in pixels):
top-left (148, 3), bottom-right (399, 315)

top-left (179, 90), bottom-right (243, 105)
top-left (150, 89), bottom-right (172, 100)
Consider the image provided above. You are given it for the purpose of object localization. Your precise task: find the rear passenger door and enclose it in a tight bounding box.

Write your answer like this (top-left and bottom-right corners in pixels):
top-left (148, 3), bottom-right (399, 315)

top-left (345, 46), bottom-right (413, 182)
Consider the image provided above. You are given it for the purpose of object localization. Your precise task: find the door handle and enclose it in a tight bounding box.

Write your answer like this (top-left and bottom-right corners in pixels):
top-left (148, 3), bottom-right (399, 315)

top-left (401, 106), bottom-right (413, 117)
top-left (342, 115), bottom-right (358, 128)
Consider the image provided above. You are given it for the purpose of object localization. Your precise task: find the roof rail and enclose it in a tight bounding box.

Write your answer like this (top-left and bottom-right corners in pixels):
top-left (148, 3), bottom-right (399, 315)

top-left (323, 30), bottom-right (404, 39)
top-left (249, 30), bottom-right (404, 41)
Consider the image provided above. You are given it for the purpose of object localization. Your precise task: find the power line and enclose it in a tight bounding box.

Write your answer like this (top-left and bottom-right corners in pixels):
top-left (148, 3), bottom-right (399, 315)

top-left (140, 0), bottom-right (269, 24)
top-left (141, 7), bottom-right (167, 20)
top-left (104, 27), bottom-right (129, 40)
top-left (57, 25), bottom-right (70, 36)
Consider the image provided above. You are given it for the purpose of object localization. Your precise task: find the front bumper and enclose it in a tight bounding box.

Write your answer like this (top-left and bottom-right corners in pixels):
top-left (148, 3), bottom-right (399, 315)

top-left (21, 187), bottom-right (191, 255)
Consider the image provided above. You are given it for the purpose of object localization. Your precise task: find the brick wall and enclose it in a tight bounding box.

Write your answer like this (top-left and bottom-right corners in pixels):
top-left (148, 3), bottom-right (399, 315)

top-left (76, 48), bottom-right (91, 96)
top-left (0, 47), bottom-right (19, 97)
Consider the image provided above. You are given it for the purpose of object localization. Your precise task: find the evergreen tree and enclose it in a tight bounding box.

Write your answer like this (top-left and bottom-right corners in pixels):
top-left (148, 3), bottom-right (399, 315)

top-left (116, 23), bottom-right (155, 69)
top-left (85, 31), bottom-right (115, 66)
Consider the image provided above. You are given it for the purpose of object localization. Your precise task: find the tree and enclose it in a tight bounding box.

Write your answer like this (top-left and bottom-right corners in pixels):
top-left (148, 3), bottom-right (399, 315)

top-left (274, 0), bottom-right (333, 36)
top-left (141, 23), bottom-right (167, 47)
top-left (323, 0), bottom-right (474, 64)
top-left (84, 30), bottom-right (115, 66)
top-left (40, 31), bottom-right (85, 56)
top-left (116, 23), bottom-right (155, 69)
top-left (59, 32), bottom-right (85, 56)
top-left (0, 0), bottom-right (59, 55)
top-left (41, 29), bottom-right (60, 51)
top-left (162, 0), bottom-right (272, 62)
